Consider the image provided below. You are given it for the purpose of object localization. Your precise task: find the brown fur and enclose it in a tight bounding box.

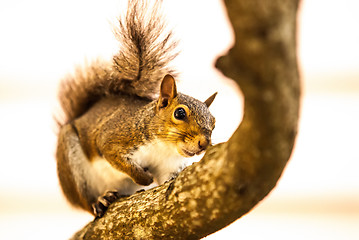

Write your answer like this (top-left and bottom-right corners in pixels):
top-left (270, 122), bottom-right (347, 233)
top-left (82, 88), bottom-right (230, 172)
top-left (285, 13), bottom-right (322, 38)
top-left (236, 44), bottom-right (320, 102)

top-left (57, 0), bottom-right (178, 126)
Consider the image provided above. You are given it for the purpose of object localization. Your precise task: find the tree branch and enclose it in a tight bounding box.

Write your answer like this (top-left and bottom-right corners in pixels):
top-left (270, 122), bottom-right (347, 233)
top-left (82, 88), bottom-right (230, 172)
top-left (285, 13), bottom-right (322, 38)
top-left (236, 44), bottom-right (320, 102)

top-left (72, 0), bottom-right (301, 239)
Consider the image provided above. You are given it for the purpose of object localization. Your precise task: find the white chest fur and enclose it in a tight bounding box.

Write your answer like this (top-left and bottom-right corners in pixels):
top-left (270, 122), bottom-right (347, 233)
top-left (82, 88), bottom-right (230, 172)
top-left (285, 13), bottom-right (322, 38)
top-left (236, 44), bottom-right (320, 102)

top-left (130, 140), bottom-right (187, 184)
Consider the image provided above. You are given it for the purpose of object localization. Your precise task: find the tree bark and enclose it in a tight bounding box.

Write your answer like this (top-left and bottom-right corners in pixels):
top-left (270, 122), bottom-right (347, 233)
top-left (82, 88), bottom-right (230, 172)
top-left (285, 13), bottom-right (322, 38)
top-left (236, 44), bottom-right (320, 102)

top-left (72, 0), bottom-right (301, 239)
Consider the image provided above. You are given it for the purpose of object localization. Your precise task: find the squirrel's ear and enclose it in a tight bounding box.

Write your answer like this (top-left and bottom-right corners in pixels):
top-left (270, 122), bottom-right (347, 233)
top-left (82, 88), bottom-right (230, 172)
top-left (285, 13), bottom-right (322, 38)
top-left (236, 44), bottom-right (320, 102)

top-left (204, 92), bottom-right (217, 108)
top-left (157, 74), bottom-right (177, 109)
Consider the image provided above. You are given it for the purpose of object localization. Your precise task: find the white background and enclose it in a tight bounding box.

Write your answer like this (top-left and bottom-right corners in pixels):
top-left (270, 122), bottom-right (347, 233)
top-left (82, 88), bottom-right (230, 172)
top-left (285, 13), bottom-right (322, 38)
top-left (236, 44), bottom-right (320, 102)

top-left (0, 0), bottom-right (358, 239)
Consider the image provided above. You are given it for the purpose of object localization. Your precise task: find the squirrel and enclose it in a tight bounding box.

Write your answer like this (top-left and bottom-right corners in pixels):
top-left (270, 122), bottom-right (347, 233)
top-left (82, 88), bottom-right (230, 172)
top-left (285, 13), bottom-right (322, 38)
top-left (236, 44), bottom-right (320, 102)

top-left (55, 0), bottom-right (217, 218)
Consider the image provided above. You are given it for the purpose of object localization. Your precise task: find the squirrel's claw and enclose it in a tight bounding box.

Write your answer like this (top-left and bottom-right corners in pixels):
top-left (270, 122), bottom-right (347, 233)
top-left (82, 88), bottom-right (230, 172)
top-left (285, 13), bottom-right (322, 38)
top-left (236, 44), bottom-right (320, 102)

top-left (92, 190), bottom-right (129, 218)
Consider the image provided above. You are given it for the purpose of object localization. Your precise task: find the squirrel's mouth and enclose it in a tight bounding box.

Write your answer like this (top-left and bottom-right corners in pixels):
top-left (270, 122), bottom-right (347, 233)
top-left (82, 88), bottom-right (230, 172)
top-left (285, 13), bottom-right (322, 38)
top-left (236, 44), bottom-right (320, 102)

top-left (180, 149), bottom-right (196, 157)
top-left (180, 148), bottom-right (204, 157)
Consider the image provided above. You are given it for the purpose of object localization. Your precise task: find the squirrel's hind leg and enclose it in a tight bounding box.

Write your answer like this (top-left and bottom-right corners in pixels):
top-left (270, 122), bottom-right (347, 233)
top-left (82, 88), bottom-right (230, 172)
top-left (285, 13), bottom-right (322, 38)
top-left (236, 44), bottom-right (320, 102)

top-left (56, 124), bottom-right (100, 214)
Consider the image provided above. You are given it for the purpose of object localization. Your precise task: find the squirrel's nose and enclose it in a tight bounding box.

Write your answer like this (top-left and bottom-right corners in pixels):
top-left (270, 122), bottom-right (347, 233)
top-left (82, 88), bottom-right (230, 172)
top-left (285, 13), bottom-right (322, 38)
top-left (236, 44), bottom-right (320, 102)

top-left (198, 136), bottom-right (210, 150)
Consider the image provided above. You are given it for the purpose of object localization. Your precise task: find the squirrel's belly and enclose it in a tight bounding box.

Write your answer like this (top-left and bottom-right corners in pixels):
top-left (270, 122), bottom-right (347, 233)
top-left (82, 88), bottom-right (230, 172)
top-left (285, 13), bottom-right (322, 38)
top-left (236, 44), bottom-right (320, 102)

top-left (91, 157), bottom-right (145, 195)
top-left (90, 141), bottom-right (188, 195)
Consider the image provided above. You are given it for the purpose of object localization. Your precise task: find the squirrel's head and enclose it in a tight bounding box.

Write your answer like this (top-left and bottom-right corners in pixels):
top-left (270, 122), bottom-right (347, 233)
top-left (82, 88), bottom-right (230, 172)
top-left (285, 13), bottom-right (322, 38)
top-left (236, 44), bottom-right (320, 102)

top-left (155, 75), bottom-right (216, 157)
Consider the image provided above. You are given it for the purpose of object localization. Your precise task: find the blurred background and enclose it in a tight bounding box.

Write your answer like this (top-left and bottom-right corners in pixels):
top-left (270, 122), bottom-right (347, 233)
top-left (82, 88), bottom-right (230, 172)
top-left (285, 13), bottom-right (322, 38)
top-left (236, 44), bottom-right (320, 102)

top-left (0, 0), bottom-right (358, 239)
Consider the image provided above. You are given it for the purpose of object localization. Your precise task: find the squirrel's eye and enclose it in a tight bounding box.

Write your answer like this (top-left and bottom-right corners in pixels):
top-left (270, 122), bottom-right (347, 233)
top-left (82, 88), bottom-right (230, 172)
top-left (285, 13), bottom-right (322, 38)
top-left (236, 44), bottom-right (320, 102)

top-left (174, 107), bottom-right (186, 120)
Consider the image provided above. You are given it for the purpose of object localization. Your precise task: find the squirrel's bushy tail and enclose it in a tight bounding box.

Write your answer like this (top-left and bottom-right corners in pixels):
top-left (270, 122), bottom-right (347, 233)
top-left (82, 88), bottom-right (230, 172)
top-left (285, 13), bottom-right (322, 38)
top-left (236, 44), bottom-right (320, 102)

top-left (57, 0), bottom-right (177, 126)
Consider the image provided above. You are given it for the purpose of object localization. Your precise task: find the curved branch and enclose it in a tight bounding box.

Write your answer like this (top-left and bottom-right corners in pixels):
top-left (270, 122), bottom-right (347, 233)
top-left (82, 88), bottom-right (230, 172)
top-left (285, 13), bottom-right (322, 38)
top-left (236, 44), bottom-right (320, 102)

top-left (72, 0), bottom-right (301, 239)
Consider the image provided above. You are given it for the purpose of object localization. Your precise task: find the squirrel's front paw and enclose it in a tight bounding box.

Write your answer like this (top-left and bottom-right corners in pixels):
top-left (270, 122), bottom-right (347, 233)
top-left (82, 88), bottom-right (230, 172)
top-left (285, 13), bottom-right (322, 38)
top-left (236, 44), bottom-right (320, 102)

top-left (92, 190), bottom-right (129, 218)
top-left (133, 167), bottom-right (153, 186)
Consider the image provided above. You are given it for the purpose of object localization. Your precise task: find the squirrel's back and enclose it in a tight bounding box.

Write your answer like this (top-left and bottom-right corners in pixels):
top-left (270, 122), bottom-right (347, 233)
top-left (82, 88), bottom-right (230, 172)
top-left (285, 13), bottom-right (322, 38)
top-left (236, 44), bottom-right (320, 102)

top-left (57, 0), bottom-right (178, 126)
